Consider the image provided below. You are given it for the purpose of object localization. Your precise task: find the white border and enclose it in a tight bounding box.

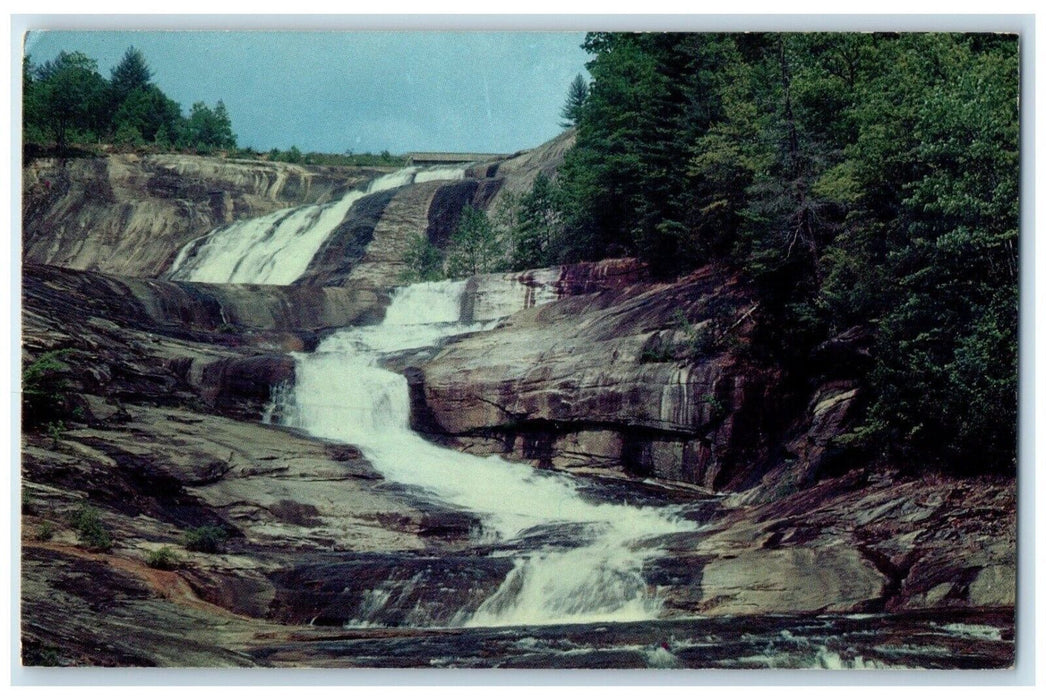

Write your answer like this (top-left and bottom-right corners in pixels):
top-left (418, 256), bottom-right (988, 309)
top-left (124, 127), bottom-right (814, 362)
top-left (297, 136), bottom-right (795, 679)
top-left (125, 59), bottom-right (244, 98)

top-left (4, 9), bottom-right (1039, 692)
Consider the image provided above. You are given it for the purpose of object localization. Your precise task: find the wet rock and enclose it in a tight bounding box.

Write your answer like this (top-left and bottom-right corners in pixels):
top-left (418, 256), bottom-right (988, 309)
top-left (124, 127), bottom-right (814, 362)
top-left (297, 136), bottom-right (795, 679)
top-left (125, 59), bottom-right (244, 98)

top-left (23, 154), bottom-right (378, 278)
top-left (416, 266), bottom-right (787, 488)
top-left (24, 263), bottom-right (386, 339)
top-left (294, 187), bottom-right (397, 287)
top-left (266, 554), bottom-right (513, 627)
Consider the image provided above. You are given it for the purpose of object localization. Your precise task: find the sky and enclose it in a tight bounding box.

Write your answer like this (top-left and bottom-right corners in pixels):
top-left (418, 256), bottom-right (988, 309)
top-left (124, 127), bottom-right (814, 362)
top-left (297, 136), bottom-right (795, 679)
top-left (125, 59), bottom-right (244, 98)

top-left (23, 31), bottom-right (590, 155)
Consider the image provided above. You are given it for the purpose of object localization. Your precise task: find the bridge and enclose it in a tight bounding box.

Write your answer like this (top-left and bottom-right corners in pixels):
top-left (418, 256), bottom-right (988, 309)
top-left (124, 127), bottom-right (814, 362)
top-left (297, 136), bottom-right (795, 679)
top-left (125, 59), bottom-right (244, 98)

top-left (405, 151), bottom-right (517, 166)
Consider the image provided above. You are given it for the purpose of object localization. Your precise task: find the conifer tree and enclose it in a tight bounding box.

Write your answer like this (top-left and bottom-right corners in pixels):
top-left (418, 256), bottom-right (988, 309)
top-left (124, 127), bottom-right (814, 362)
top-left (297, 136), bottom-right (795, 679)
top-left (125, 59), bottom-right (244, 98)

top-left (560, 73), bottom-right (589, 127)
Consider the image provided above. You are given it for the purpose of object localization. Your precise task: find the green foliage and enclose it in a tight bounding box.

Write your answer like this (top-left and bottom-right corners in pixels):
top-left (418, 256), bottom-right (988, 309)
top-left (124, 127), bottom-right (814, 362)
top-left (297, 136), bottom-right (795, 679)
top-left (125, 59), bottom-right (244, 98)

top-left (403, 234), bottom-right (446, 282)
top-left (22, 349), bottom-right (72, 428)
top-left (181, 100), bottom-right (236, 152)
top-left (23, 46), bottom-right (238, 154)
top-left (147, 546), bottom-right (182, 570)
top-left (554, 31), bottom-right (1018, 474)
top-left (70, 505), bottom-right (112, 552)
top-left (265, 147), bottom-right (407, 167)
top-left (108, 46), bottom-right (152, 104)
top-left (560, 73), bottom-right (589, 127)
top-left (555, 33), bottom-right (736, 273)
top-left (25, 51), bottom-right (108, 151)
top-left (113, 122), bottom-right (145, 148)
top-left (35, 521), bottom-right (55, 541)
top-left (183, 525), bottom-right (228, 553)
top-left (445, 205), bottom-right (503, 278)
top-left (638, 335), bottom-right (677, 363)
top-left (509, 173), bottom-right (562, 270)
top-left (23, 645), bottom-right (63, 667)
top-left (46, 420), bottom-right (66, 447)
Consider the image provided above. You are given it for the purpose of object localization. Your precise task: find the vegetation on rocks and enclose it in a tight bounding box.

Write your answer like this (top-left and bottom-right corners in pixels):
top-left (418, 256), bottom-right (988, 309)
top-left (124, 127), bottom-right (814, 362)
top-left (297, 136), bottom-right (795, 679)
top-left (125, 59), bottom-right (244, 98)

top-left (183, 525), bottom-right (228, 553)
top-left (146, 546), bottom-right (182, 570)
top-left (486, 32), bottom-right (1018, 476)
top-left (21, 349), bottom-right (73, 429)
top-left (71, 505), bottom-right (112, 552)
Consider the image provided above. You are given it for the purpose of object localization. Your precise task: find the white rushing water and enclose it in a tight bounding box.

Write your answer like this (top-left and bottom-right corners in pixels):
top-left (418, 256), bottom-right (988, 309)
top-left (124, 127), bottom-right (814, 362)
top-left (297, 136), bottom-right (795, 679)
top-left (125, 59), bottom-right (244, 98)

top-left (276, 278), bottom-right (695, 627)
top-left (168, 166), bottom-right (463, 285)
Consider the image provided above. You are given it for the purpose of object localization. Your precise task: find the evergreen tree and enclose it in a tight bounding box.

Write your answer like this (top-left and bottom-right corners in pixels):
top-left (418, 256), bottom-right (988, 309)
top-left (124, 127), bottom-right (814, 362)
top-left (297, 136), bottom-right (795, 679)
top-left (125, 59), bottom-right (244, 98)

top-left (560, 73), bottom-right (589, 127)
top-left (511, 173), bottom-right (561, 269)
top-left (403, 234), bottom-right (446, 282)
top-left (446, 206), bottom-right (502, 278)
top-left (109, 46), bottom-right (152, 104)
top-left (182, 100), bottom-right (237, 151)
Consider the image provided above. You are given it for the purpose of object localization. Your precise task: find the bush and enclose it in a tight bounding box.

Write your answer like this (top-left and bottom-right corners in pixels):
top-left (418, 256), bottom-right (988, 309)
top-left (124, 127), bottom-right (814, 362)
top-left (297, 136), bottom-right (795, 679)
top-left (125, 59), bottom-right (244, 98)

top-left (639, 334), bottom-right (677, 363)
top-left (35, 521), bottom-right (55, 541)
top-left (146, 546), bottom-right (181, 570)
top-left (182, 525), bottom-right (227, 553)
top-left (22, 349), bottom-right (73, 428)
top-left (70, 505), bottom-right (112, 551)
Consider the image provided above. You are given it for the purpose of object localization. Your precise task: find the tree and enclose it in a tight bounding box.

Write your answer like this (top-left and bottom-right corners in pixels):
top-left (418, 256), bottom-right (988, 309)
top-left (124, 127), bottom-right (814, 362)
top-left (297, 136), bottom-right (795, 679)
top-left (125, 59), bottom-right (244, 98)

top-left (181, 100), bottom-right (237, 151)
top-left (109, 46), bottom-right (152, 104)
top-left (446, 206), bottom-right (502, 278)
top-left (511, 173), bottom-right (562, 269)
top-left (836, 34), bottom-right (1019, 472)
top-left (403, 234), bottom-right (445, 282)
top-left (31, 51), bottom-right (107, 150)
top-left (554, 33), bottom-right (733, 274)
top-left (112, 85), bottom-right (183, 143)
top-left (560, 73), bottom-right (589, 127)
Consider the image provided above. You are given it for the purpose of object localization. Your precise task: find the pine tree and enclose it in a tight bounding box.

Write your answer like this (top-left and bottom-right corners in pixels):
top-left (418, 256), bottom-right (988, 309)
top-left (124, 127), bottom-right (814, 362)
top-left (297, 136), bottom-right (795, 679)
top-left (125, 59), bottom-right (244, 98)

top-left (446, 206), bottom-right (502, 278)
top-left (109, 46), bottom-right (153, 105)
top-left (560, 73), bottom-right (589, 127)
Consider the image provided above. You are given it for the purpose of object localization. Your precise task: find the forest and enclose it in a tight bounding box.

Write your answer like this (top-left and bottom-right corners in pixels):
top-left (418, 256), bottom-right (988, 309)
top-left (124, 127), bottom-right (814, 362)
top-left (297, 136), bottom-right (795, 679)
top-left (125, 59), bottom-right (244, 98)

top-left (426, 32), bottom-right (1019, 477)
top-left (23, 34), bottom-right (1020, 477)
top-left (22, 46), bottom-right (236, 153)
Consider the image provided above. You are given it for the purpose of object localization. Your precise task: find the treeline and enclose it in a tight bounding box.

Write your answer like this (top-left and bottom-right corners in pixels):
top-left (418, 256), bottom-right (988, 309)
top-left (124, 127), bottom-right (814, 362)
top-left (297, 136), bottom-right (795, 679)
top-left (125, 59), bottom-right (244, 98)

top-left (265, 146), bottom-right (407, 167)
top-left (417, 32), bottom-right (1018, 475)
top-left (23, 46), bottom-right (236, 153)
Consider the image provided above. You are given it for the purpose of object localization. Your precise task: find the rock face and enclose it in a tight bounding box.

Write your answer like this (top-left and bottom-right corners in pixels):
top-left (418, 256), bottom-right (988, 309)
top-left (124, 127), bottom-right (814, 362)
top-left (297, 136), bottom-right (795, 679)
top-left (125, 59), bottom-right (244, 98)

top-left (25, 263), bottom-right (386, 341)
top-left (23, 153), bottom-right (379, 277)
top-left (414, 264), bottom-right (849, 493)
top-left (659, 471), bottom-right (1017, 616)
top-left (22, 134), bottom-right (575, 290)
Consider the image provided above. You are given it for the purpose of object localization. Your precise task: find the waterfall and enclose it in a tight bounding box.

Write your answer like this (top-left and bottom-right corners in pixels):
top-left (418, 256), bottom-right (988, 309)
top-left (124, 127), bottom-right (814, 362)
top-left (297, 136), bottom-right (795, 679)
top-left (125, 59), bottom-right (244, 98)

top-left (278, 278), bottom-right (694, 627)
top-left (168, 166), bottom-right (463, 285)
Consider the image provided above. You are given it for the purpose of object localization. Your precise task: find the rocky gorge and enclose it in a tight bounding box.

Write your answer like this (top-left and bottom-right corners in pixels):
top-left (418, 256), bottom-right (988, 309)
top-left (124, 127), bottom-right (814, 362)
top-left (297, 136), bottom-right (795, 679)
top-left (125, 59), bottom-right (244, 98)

top-left (19, 134), bottom-right (1016, 669)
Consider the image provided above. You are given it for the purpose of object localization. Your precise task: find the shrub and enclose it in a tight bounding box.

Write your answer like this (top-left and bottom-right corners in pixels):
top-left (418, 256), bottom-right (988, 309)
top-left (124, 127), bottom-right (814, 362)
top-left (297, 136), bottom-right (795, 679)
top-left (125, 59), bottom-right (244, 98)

top-left (46, 420), bottom-right (66, 447)
top-left (35, 521), bottom-right (55, 541)
top-left (70, 505), bottom-right (112, 551)
top-left (22, 349), bottom-right (73, 428)
top-left (639, 335), bottom-right (676, 363)
top-left (182, 525), bottom-right (227, 553)
top-left (146, 546), bottom-right (181, 570)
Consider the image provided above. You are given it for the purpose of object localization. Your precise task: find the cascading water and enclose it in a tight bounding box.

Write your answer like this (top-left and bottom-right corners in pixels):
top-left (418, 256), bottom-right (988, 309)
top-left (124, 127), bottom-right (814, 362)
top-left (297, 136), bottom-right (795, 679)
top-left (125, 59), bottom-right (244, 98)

top-left (167, 166), bottom-right (463, 285)
top-left (276, 278), bottom-right (695, 627)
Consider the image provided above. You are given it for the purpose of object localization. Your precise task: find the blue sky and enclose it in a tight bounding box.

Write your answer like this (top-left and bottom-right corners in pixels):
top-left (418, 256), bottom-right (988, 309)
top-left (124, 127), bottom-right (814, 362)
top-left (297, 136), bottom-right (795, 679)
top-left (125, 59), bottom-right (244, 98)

top-left (23, 31), bottom-right (590, 154)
